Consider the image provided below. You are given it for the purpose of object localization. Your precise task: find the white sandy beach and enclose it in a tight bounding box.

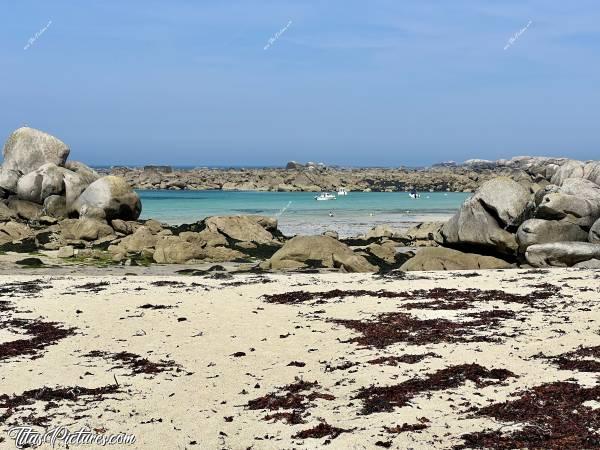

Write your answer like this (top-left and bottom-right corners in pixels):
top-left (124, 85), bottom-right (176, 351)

top-left (1, 269), bottom-right (599, 449)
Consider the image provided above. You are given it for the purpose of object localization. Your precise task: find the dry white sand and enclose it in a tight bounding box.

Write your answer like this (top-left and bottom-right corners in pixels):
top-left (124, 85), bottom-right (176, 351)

top-left (1, 268), bottom-right (599, 449)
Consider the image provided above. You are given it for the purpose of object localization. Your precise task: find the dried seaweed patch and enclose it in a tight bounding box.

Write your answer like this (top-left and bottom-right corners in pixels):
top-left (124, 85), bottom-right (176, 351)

top-left (247, 379), bottom-right (334, 423)
top-left (264, 288), bottom-right (422, 305)
top-left (263, 287), bottom-right (555, 309)
top-left (544, 345), bottom-right (600, 373)
top-left (72, 281), bottom-right (109, 292)
top-left (293, 421), bottom-right (351, 440)
top-left (458, 382), bottom-right (600, 450)
top-left (0, 279), bottom-right (51, 297)
top-left (0, 385), bottom-right (120, 425)
top-left (85, 350), bottom-right (183, 375)
top-left (0, 319), bottom-right (75, 361)
top-left (384, 423), bottom-right (429, 433)
top-left (138, 303), bottom-right (174, 310)
top-left (334, 308), bottom-right (516, 348)
top-left (368, 353), bottom-right (438, 366)
top-left (263, 411), bottom-right (306, 424)
top-left (356, 364), bottom-right (515, 415)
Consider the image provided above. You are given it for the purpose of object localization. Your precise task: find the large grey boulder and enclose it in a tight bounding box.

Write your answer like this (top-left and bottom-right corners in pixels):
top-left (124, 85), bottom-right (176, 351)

top-left (57, 245), bottom-right (75, 258)
top-left (0, 201), bottom-right (17, 221)
top-left (400, 247), bottom-right (511, 271)
top-left (204, 215), bottom-right (279, 245)
top-left (262, 235), bottom-right (378, 272)
top-left (78, 204), bottom-right (107, 221)
top-left (63, 161), bottom-right (100, 206)
top-left (517, 219), bottom-right (588, 252)
top-left (153, 236), bottom-right (202, 263)
top-left (363, 241), bottom-right (398, 264)
top-left (364, 225), bottom-right (404, 240)
top-left (72, 176), bottom-right (141, 220)
top-left (59, 218), bottom-right (114, 241)
top-left (439, 177), bottom-right (530, 256)
top-left (195, 228), bottom-right (228, 247)
top-left (14, 161), bottom-right (98, 210)
top-left (583, 161), bottom-right (600, 186)
top-left (550, 160), bottom-right (585, 185)
top-left (42, 195), bottom-right (68, 218)
top-left (533, 184), bottom-right (560, 207)
top-left (0, 221), bottom-right (33, 245)
top-left (405, 222), bottom-right (444, 246)
top-left (474, 176), bottom-right (531, 226)
top-left (152, 235), bottom-right (244, 263)
top-left (536, 178), bottom-right (600, 228)
top-left (1, 127), bottom-right (70, 175)
top-left (110, 219), bottom-right (141, 235)
top-left (573, 259), bottom-right (600, 269)
top-left (16, 163), bottom-right (65, 204)
top-left (118, 226), bottom-right (157, 253)
top-left (7, 197), bottom-right (43, 220)
top-left (64, 161), bottom-right (100, 183)
top-left (525, 242), bottom-right (600, 267)
top-left (198, 245), bottom-right (246, 262)
top-left (0, 167), bottom-right (20, 194)
top-left (440, 202), bottom-right (519, 255)
top-left (550, 177), bottom-right (600, 200)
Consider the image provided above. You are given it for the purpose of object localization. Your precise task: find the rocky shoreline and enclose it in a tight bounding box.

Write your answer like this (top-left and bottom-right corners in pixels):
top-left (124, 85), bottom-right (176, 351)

top-left (107, 157), bottom-right (567, 193)
top-left (2, 126), bottom-right (600, 273)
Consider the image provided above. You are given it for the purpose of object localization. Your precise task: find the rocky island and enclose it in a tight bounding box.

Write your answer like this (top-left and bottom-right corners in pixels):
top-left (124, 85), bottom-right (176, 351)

top-left (109, 158), bottom-right (558, 193)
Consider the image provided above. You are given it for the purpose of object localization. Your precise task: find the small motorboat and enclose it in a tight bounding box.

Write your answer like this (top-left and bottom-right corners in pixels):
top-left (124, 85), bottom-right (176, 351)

top-left (315, 192), bottom-right (336, 201)
top-left (337, 188), bottom-right (348, 196)
top-left (409, 189), bottom-right (420, 199)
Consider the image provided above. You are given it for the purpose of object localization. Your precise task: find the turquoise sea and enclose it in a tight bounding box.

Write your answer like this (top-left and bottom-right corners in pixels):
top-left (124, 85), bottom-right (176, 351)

top-left (138, 190), bottom-right (469, 237)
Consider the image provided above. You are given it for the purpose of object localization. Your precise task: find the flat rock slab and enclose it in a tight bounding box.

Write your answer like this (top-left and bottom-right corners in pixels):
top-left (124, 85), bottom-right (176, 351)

top-left (525, 241), bottom-right (600, 267)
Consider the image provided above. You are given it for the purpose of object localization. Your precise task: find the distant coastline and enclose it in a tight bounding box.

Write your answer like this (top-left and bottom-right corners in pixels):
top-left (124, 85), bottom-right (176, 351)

top-left (100, 162), bottom-right (495, 193)
top-left (102, 157), bottom-right (569, 193)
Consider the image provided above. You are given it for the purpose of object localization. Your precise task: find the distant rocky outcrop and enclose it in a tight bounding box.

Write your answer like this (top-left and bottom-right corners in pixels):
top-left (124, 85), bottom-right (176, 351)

top-left (143, 165), bottom-right (173, 173)
top-left (109, 161), bottom-right (507, 193)
top-left (100, 156), bottom-right (600, 195)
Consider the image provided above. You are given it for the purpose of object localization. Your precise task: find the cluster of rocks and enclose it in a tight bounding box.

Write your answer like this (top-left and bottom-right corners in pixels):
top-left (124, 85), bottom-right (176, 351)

top-left (3, 126), bottom-right (600, 273)
top-left (0, 127), bottom-right (141, 222)
top-left (0, 127), bottom-right (418, 273)
top-left (108, 156), bottom-right (597, 194)
top-left (109, 163), bottom-right (505, 193)
top-left (424, 159), bottom-right (600, 269)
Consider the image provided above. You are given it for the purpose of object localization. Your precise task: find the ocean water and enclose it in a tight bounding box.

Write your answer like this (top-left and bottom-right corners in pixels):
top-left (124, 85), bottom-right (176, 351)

top-left (138, 190), bottom-right (470, 237)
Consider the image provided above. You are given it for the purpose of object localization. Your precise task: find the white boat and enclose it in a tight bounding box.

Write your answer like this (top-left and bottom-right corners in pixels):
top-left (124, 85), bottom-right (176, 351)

top-left (337, 188), bottom-right (348, 196)
top-left (315, 192), bottom-right (336, 201)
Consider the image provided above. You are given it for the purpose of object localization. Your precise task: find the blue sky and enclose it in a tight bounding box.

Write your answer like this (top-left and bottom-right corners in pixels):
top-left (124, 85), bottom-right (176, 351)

top-left (1, 0), bottom-right (599, 166)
